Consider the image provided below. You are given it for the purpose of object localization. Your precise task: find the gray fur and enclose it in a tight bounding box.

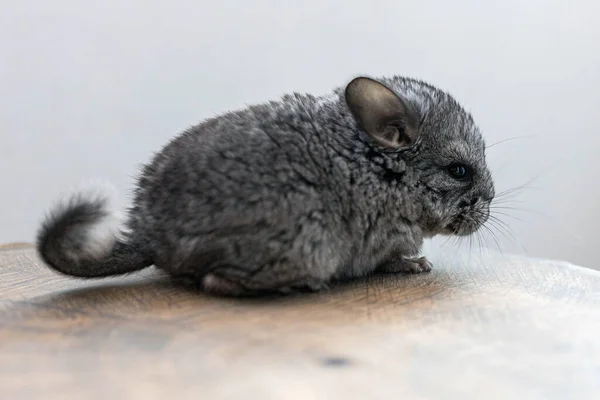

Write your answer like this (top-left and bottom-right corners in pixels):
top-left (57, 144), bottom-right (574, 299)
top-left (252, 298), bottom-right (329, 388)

top-left (36, 75), bottom-right (495, 296)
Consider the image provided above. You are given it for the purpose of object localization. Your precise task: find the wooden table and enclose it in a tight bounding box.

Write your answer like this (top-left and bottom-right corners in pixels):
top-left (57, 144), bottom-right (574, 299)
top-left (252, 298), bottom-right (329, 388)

top-left (0, 243), bottom-right (599, 399)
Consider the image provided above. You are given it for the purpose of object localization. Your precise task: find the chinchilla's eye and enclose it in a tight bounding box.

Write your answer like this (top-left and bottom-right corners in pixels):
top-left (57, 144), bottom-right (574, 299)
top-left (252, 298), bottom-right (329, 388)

top-left (446, 163), bottom-right (472, 181)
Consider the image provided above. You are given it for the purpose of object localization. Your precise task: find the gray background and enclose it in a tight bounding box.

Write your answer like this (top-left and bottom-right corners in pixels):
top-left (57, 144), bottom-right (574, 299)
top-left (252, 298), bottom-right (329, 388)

top-left (1, 0), bottom-right (598, 269)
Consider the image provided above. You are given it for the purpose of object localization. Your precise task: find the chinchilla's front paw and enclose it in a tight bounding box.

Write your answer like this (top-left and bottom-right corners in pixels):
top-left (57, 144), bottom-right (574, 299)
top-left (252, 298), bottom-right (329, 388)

top-left (377, 256), bottom-right (433, 275)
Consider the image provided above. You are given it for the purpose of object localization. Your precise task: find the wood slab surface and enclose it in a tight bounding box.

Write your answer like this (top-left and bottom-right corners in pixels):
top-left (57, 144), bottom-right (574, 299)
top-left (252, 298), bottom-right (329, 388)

top-left (0, 243), bottom-right (599, 399)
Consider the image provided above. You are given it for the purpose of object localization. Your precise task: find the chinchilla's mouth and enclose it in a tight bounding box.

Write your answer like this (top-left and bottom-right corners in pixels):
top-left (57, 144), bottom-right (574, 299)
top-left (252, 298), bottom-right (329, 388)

top-left (444, 217), bottom-right (479, 237)
top-left (443, 222), bottom-right (465, 236)
top-left (444, 221), bottom-right (460, 234)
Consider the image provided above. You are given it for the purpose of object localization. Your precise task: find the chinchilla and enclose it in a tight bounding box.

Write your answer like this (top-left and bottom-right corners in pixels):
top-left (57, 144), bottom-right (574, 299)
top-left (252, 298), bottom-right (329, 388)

top-left (36, 75), bottom-right (495, 296)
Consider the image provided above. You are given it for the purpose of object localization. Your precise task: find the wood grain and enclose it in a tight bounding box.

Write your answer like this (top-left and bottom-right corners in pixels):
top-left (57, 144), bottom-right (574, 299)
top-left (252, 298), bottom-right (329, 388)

top-left (0, 244), bottom-right (599, 399)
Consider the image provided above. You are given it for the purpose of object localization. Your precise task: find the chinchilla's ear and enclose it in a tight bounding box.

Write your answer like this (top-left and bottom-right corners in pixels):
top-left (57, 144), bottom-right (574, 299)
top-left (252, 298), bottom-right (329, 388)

top-left (345, 77), bottom-right (420, 150)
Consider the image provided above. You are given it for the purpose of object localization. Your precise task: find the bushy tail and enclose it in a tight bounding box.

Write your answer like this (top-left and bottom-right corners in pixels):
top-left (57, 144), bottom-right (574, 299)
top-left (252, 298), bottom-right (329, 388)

top-left (36, 183), bottom-right (151, 278)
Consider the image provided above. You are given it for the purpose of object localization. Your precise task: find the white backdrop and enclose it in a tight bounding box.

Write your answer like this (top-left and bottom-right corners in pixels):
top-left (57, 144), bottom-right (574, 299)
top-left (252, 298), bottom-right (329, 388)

top-left (1, 0), bottom-right (598, 269)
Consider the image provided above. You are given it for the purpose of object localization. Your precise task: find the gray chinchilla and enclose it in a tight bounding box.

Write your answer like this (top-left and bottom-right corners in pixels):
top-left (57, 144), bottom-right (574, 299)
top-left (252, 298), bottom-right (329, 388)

top-left (36, 75), bottom-right (495, 296)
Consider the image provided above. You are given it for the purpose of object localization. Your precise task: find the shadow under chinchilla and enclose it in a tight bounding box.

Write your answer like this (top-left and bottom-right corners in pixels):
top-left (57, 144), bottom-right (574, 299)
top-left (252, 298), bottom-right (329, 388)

top-left (2, 261), bottom-right (461, 336)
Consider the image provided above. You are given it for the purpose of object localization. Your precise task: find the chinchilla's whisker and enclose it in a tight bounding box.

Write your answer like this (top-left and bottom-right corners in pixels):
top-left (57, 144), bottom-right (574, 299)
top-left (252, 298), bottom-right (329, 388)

top-left (490, 200), bottom-right (527, 209)
top-left (444, 235), bottom-right (455, 249)
top-left (482, 223), bottom-right (502, 254)
top-left (466, 215), bottom-right (486, 257)
top-left (486, 217), bottom-right (528, 254)
top-left (495, 186), bottom-right (540, 199)
top-left (490, 203), bottom-right (583, 247)
top-left (476, 230), bottom-right (485, 259)
top-left (440, 217), bottom-right (462, 249)
top-left (486, 216), bottom-right (514, 237)
top-left (473, 230), bottom-right (481, 258)
top-left (441, 234), bottom-right (455, 249)
top-left (490, 210), bottom-right (524, 223)
top-left (490, 225), bottom-right (504, 254)
top-left (472, 208), bottom-right (514, 230)
top-left (478, 232), bottom-right (486, 257)
top-left (469, 210), bottom-right (506, 255)
top-left (491, 196), bottom-right (527, 206)
top-left (480, 224), bottom-right (494, 254)
top-left (489, 205), bottom-right (534, 215)
top-left (484, 222), bottom-right (509, 251)
top-left (492, 199), bottom-right (523, 210)
top-left (482, 228), bottom-right (492, 252)
top-left (468, 227), bottom-right (474, 263)
top-left (447, 234), bottom-right (458, 249)
top-left (485, 135), bottom-right (537, 149)
top-left (495, 175), bottom-right (545, 196)
top-left (487, 214), bottom-right (511, 229)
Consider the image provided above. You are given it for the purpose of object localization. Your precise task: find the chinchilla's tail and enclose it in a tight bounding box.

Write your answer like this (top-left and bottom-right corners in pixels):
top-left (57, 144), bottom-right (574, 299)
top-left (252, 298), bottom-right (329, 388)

top-left (36, 183), bottom-right (152, 278)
